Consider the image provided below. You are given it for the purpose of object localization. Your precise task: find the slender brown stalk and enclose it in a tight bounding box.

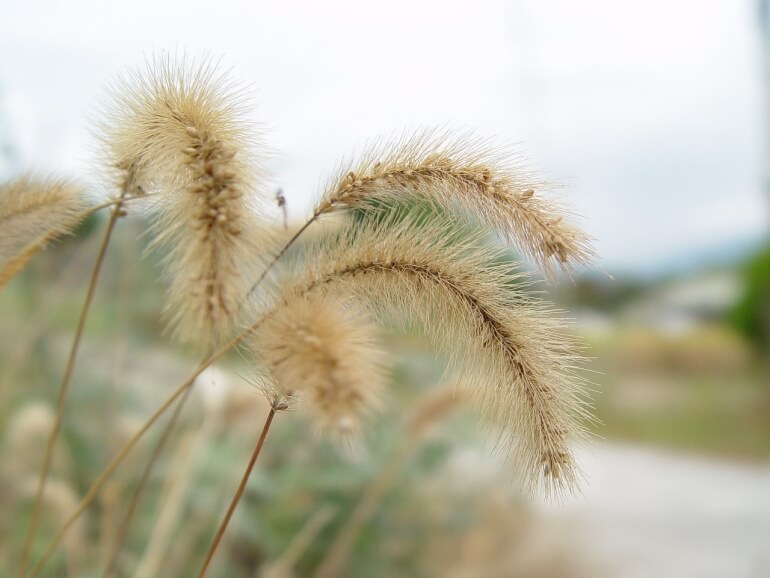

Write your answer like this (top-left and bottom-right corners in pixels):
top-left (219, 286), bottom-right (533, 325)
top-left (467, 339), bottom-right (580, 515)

top-left (101, 386), bottom-right (194, 578)
top-left (104, 212), bottom-right (318, 575)
top-left (263, 506), bottom-right (336, 578)
top-left (0, 235), bottom-right (95, 423)
top-left (313, 389), bottom-right (457, 578)
top-left (27, 323), bottom-right (260, 578)
top-left (243, 214), bottom-right (319, 304)
top-left (18, 194), bottom-right (127, 578)
top-left (28, 375), bottom-right (193, 578)
top-left (133, 431), bottom-right (200, 578)
top-left (0, 192), bottom-right (152, 292)
top-left (314, 447), bottom-right (409, 578)
top-left (30, 213), bottom-right (588, 576)
top-left (84, 192), bottom-right (156, 217)
top-left (196, 406), bottom-right (277, 578)
top-left (28, 204), bottom-right (317, 578)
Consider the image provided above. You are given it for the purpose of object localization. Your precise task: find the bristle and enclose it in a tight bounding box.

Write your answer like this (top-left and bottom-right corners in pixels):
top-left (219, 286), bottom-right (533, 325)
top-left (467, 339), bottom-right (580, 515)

top-left (276, 215), bottom-right (591, 495)
top-left (99, 55), bottom-right (271, 346)
top-left (0, 176), bottom-right (88, 283)
top-left (253, 293), bottom-right (386, 438)
top-left (316, 129), bottom-right (595, 280)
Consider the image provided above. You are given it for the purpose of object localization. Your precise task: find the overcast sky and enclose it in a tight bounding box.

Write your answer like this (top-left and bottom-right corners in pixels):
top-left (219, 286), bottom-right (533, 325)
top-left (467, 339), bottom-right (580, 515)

top-left (0, 0), bottom-right (767, 274)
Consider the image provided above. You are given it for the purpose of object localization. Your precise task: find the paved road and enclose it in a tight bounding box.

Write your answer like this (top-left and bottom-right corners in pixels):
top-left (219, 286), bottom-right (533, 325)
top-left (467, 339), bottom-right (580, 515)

top-left (539, 444), bottom-right (770, 578)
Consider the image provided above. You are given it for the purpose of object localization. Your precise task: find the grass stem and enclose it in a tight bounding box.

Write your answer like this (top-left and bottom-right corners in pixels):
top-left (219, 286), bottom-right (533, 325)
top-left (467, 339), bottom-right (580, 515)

top-left (101, 386), bottom-right (194, 577)
top-left (18, 194), bottom-right (126, 578)
top-left (196, 406), bottom-right (277, 578)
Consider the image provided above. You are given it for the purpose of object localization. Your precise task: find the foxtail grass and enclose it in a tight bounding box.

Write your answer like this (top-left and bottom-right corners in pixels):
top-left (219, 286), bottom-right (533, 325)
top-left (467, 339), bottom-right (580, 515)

top-left (18, 180), bottom-right (132, 578)
top-left (21, 55), bottom-right (599, 577)
top-left (0, 177), bottom-right (88, 291)
top-left (101, 55), bottom-right (272, 347)
top-left (277, 214), bottom-right (592, 495)
top-left (28, 214), bottom-right (592, 576)
top-left (254, 293), bottom-right (386, 438)
top-left (196, 400), bottom-right (280, 578)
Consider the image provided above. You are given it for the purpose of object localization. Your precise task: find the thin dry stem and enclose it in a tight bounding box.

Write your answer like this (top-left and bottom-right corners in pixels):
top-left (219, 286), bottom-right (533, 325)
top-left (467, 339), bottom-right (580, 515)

top-left (101, 386), bottom-right (194, 578)
top-left (197, 405), bottom-right (277, 578)
top-left (243, 216), bottom-right (317, 305)
top-left (18, 193), bottom-right (127, 578)
top-left (313, 388), bottom-right (458, 578)
top-left (262, 506), bottom-right (336, 578)
top-left (28, 377), bottom-right (192, 578)
top-left (133, 431), bottom-right (200, 578)
top-left (27, 325), bottom-right (258, 578)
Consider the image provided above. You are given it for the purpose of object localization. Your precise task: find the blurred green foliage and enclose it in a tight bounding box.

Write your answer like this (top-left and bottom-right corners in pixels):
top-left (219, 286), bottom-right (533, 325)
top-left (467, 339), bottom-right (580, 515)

top-left (731, 243), bottom-right (770, 352)
top-left (72, 210), bottom-right (102, 241)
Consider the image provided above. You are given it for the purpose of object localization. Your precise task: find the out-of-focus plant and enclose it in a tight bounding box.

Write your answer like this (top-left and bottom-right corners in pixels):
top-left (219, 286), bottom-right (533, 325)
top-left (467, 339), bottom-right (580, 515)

top-left (0, 54), bottom-right (598, 578)
top-left (731, 244), bottom-right (770, 354)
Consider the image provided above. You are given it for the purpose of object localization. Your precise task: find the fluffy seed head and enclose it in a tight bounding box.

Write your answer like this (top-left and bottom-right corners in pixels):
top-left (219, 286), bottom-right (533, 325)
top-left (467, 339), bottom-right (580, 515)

top-left (100, 55), bottom-right (271, 346)
top-left (278, 215), bottom-right (592, 496)
top-left (317, 130), bottom-right (595, 280)
top-left (0, 175), bottom-right (87, 283)
top-left (253, 294), bottom-right (386, 438)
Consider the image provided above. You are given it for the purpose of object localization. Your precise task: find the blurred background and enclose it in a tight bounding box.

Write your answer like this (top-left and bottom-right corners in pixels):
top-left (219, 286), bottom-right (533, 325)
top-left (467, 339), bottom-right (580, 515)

top-left (1, 0), bottom-right (769, 577)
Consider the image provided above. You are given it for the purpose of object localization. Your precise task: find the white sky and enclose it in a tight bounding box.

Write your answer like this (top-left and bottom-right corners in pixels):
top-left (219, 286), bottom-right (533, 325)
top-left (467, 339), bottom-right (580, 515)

top-left (0, 0), bottom-right (767, 273)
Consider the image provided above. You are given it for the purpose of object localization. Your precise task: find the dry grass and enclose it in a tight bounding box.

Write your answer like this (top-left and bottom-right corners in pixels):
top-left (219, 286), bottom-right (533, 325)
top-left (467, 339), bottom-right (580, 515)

top-left (100, 55), bottom-right (273, 347)
top-left (316, 130), bottom-right (595, 279)
top-left (0, 176), bottom-right (88, 289)
top-left (3, 54), bottom-right (598, 577)
top-left (254, 293), bottom-right (387, 438)
top-left (276, 214), bottom-right (592, 495)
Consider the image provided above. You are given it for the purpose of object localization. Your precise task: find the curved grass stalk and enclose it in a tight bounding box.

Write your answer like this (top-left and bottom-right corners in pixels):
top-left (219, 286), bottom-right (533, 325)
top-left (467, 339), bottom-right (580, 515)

top-left (263, 506), bottom-right (336, 578)
top-left (277, 215), bottom-right (592, 495)
top-left (313, 388), bottom-right (458, 578)
top-left (27, 328), bottom-right (256, 578)
top-left (18, 190), bottom-right (129, 578)
top-left (132, 429), bottom-right (200, 578)
top-left (196, 403), bottom-right (279, 578)
top-left (29, 215), bottom-right (589, 576)
top-left (0, 192), bottom-right (155, 292)
top-left (102, 213), bottom-right (318, 575)
top-left (100, 386), bottom-right (193, 578)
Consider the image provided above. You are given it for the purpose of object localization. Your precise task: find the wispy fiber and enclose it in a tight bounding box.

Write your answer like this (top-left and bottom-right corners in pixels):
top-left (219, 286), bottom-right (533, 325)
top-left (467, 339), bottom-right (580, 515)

top-left (278, 215), bottom-right (592, 495)
top-left (315, 130), bottom-right (595, 280)
top-left (100, 55), bottom-right (270, 346)
top-left (254, 293), bottom-right (386, 438)
top-left (0, 176), bottom-right (87, 287)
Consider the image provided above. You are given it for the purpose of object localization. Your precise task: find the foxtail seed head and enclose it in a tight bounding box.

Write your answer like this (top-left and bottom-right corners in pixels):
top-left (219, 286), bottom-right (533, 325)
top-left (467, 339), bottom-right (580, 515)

top-left (100, 56), bottom-right (272, 346)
